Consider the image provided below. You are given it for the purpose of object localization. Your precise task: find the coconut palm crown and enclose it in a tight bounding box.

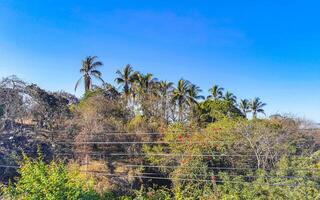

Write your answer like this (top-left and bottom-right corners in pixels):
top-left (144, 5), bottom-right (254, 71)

top-left (250, 97), bottom-right (267, 119)
top-left (208, 85), bottom-right (224, 100)
top-left (115, 64), bottom-right (137, 98)
top-left (75, 56), bottom-right (104, 92)
top-left (239, 99), bottom-right (251, 118)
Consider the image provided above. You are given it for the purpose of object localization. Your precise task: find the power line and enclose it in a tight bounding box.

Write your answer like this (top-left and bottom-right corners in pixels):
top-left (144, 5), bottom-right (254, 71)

top-left (81, 170), bottom-right (314, 180)
top-left (0, 163), bottom-right (317, 187)
top-left (1, 164), bottom-right (318, 173)
top-left (124, 164), bottom-right (320, 171)
top-left (81, 170), bottom-right (304, 187)
top-left (55, 141), bottom-right (232, 145)
top-left (50, 129), bottom-right (320, 135)
top-left (55, 152), bottom-right (315, 159)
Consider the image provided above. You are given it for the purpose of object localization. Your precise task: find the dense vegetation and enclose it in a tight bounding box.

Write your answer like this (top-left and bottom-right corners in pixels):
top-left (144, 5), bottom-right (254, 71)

top-left (0, 56), bottom-right (319, 199)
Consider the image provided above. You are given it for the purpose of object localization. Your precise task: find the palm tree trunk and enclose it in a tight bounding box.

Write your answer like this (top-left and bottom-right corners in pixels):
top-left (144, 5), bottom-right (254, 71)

top-left (253, 111), bottom-right (257, 119)
top-left (178, 104), bottom-right (183, 122)
top-left (84, 75), bottom-right (91, 92)
top-left (243, 111), bottom-right (247, 118)
top-left (162, 99), bottom-right (167, 122)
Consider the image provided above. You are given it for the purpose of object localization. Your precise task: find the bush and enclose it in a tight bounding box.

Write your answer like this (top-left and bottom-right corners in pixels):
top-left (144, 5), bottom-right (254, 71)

top-left (217, 151), bottom-right (320, 200)
top-left (1, 155), bottom-right (100, 200)
top-left (132, 186), bottom-right (172, 200)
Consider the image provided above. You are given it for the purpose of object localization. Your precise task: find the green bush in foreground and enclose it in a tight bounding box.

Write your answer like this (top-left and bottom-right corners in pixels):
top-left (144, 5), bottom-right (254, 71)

top-left (1, 155), bottom-right (100, 200)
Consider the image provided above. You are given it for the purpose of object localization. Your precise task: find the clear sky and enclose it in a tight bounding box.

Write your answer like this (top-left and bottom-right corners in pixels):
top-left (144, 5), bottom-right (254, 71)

top-left (0, 0), bottom-right (319, 121)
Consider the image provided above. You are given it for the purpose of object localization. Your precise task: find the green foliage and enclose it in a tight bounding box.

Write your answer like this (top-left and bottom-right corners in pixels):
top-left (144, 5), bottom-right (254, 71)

top-left (132, 186), bottom-right (172, 200)
top-left (170, 157), bottom-right (216, 200)
top-left (143, 124), bottom-right (217, 199)
top-left (141, 120), bottom-right (319, 200)
top-left (199, 99), bottom-right (244, 123)
top-left (217, 152), bottom-right (320, 199)
top-left (127, 114), bottom-right (145, 132)
top-left (1, 156), bottom-right (100, 200)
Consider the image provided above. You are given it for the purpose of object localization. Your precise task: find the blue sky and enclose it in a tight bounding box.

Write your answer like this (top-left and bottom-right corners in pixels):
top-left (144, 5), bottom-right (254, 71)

top-left (0, 0), bottom-right (319, 121)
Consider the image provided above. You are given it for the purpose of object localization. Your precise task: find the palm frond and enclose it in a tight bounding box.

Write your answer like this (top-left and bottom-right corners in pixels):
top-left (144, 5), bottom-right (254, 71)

top-left (90, 70), bottom-right (102, 77)
top-left (91, 61), bottom-right (103, 68)
top-left (74, 77), bottom-right (83, 92)
top-left (94, 75), bottom-right (105, 84)
top-left (115, 77), bottom-right (124, 84)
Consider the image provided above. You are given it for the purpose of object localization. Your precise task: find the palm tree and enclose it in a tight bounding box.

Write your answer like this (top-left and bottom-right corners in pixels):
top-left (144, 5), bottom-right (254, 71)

top-left (158, 81), bottom-right (174, 97)
top-left (115, 64), bottom-right (137, 99)
top-left (130, 72), bottom-right (158, 116)
top-left (187, 84), bottom-right (204, 106)
top-left (223, 91), bottom-right (237, 104)
top-left (208, 85), bottom-right (224, 100)
top-left (172, 79), bottom-right (191, 122)
top-left (250, 97), bottom-right (266, 119)
top-left (187, 84), bottom-right (204, 121)
top-left (135, 73), bottom-right (157, 95)
top-left (158, 81), bottom-right (174, 121)
top-left (239, 99), bottom-right (250, 118)
top-left (75, 56), bottom-right (104, 92)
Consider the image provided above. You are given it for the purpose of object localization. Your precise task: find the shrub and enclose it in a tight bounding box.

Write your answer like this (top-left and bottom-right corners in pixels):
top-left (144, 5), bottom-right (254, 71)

top-left (132, 186), bottom-right (172, 200)
top-left (1, 155), bottom-right (100, 200)
top-left (217, 151), bottom-right (320, 200)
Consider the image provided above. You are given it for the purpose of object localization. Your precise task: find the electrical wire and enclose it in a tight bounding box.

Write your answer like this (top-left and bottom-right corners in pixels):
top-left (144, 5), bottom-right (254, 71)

top-left (81, 170), bottom-right (305, 187)
top-left (55, 152), bottom-right (315, 159)
top-left (124, 164), bottom-right (320, 171)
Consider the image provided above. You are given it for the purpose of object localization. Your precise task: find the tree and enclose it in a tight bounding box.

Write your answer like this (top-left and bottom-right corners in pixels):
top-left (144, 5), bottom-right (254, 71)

top-left (115, 64), bottom-right (137, 100)
top-left (239, 99), bottom-right (250, 118)
top-left (75, 56), bottom-right (104, 93)
top-left (187, 84), bottom-right (204, 106)
top-left (130, 72), bottom-right (159, 118)
top-left (26, 84), bottom-right (71, 130)
top-left (158, 81), bottom-right (174, 98)
top-left (135, 73), bottom-right (157, 95)
top-left (208, 85), bottom-right (224, 100)
top-left (250, 97), bottom-right (266, 119)
top-left (171, 80), bottom-right (204, 122)
top-left (0, 76), bottom-right (28, 128)
top-left (172, 79), bottom-right (191, 122)
top-left (199, 99), bottom-right (244, 123)
top-left (158, 81), bottom-right (174, 122)
top-left (223, 91), bottom-right (237, 104)
top-left (187, 84), bottom-right (204, 121)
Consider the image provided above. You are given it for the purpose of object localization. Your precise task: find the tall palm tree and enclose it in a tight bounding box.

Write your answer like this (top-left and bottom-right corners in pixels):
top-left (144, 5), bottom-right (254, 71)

top-left (187, 84), bottom-right (205, 106)
top-left (239, 99), bottom-right (250, 118)
top-left (158, 81), bottom-right (174, 121)
top-left (135, 73), bottom-right (157, 94)
top-left (250, 97), bottom-right (266, 119)
top-left (223, 91), bottom-right (237, 104)
top-left (75, 56), bottom-right (104, 92)
top-left (172, 79), bottom-right (191, 122)
top-left (187, 84), bottom-right (204, 121)
top-left (208, 85), bottom-right (224, 100)
top-left (158, 81), bottom-right (174, 98)
top-left (115, 64), bottom-right (137, 99)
